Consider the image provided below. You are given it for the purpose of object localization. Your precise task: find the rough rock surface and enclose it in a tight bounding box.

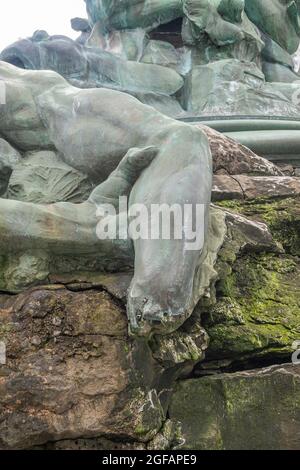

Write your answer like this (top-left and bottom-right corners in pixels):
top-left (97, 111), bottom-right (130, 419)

top-left (0, 285), bottom-right (208, 450)
top-left (1, 195), bottom-right (299, 449)
top-left (194, 195), bottom-right (300, 371)
top-left (0, 116), bottom-right (299, 449)
top-left (200, 125), bottom-right (283, 176)
top-left (169, 364), bottom-right (300, 450)
top-left (1, 0), bottom-right (300, 451)
top-left (218, 197), bottom-right (300, 257)
top-left (212, 175), bottom-right (300, 201)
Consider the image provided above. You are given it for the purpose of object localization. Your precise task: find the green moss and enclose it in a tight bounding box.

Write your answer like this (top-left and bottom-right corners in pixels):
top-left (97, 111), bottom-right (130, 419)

top-left (134, 423), bottom-right (150, 437)
top-left (218, 272), bottom-right (239, 298)
top-left (122, 387), bottom-right (164, 441)
top-left (217, 197), bottom-right (300, 255)
top-left (0, 322), bottom-right (14, 344)
top-left (203, 252), bottom-right (300, 361)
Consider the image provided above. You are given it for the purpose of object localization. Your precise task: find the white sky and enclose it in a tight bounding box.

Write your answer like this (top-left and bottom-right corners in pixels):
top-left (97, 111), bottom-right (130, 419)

top-left (0, 0), bottom-right (87, 51)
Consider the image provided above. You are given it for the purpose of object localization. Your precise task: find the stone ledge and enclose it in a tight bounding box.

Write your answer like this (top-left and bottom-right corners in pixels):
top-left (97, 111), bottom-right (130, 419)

top-left (169, 364), bottom-right (300, 450)
top-left (212, 175), bottom-right (300, 201)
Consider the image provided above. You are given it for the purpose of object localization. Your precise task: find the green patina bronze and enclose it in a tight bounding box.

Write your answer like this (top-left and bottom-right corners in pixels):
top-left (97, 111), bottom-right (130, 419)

top-left (0, 1), bottom-right (299, 337)
top-left (1, 0), bottom-right (300, 117)
top-left (0, 61), bottom-right (213, 337)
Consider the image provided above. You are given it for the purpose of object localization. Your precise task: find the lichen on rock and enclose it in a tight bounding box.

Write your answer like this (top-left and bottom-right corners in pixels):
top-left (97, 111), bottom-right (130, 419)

top-left (169, 364), bottom-right (300, 450)
top-left (195, 196), bottom-right (300, 368)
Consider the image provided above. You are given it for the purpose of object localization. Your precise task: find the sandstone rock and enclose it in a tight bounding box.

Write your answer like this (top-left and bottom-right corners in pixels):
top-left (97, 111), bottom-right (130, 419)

top-left (1, 0), bottom-right (300, 451)
top-left (276, 163), bottom-right (295, 176)
top-left (212, 175), bottom-right (243, 201)
top-left (151, 324), bottom-right (209, 367)
top-left (48, 272), bottom-right (132, 301)
top-left (198, 198), bottom-right (300, 368)
top-left (202, 253), bottom-right (300, 366)
top-left (0, 286), bottom-right (207, 449)
top-left (235, 175), bottom-right (300, 200)
top-left (169, 364), bottom-right (300, 450)
top-left (199, 125), bottom-right (283, 177)
top-left (0, 201), bottom-right (299, 449)
top-left (218, 197), bottom-right (300, 256)
top-left (212, 175), bottom-right (300, 201)
top-left (148, 420), bottom-right (183, 450)
top-left (0, 251), bottom-right (50, 293)
top-left (42, 438), bottom-right (146, 451)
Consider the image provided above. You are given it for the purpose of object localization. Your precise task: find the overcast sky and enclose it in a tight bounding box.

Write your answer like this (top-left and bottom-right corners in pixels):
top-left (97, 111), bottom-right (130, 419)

top-left (0, 0), bottom-right (87, 51)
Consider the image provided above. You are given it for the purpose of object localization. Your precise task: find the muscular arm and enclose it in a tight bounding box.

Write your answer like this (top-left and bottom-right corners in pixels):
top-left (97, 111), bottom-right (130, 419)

top-left (0, 61), bottom-right (213, 336)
